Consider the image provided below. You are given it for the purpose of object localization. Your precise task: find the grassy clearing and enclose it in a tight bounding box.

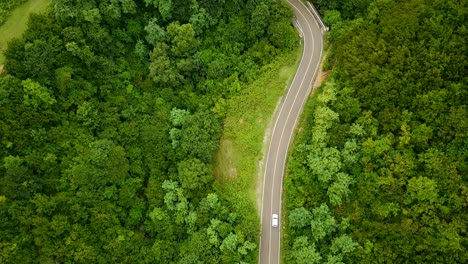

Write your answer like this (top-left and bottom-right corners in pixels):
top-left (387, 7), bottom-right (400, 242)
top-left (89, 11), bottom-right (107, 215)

top-left (0, 0), bottom-right (50, 64)
top-left (213, 47), bottom-right (302, 243)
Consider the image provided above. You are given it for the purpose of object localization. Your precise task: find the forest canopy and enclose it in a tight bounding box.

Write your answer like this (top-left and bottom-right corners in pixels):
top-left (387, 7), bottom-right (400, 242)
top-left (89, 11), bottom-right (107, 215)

top-left (0, 0), bottom-right (298, 262)
top-left (285, 0), bottom-right (468, 263)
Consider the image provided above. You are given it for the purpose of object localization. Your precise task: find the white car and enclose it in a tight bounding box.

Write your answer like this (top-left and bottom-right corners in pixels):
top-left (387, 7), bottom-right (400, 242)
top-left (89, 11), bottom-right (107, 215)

top-left (272, 214), bottom-right (279, 227)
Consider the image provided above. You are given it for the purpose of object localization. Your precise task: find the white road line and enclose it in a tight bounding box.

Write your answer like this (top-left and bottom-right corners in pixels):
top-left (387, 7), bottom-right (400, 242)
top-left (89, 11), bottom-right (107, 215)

top-left (295, 20), bottom-right (304, 37)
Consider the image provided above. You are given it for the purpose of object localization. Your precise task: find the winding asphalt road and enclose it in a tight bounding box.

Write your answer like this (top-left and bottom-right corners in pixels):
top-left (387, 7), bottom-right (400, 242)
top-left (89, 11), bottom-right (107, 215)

top-left (259, 0), bottom-right (323, 263)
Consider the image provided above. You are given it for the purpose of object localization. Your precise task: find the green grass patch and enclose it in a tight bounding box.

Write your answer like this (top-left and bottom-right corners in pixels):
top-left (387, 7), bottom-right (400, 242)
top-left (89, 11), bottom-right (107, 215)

top-left (0, 0), bottom-right (50, 64)
top-left (213, 46), bottom-right (302, 250)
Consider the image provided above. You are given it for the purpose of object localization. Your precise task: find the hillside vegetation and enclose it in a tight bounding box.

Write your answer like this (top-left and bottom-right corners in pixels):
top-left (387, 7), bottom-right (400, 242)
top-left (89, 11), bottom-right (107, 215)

top-left (0, 0), bottom-right (299, 262)
top-left (284, 0), bottom-right (467, 263)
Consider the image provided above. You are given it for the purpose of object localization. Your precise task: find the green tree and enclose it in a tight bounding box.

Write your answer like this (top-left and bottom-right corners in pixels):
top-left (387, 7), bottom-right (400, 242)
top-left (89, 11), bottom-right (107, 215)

top-left (76, 101), bottom-right (98, 129)
top-left (177, 158), bottom-right (212, 191)
top-left (288, 207), bottom-right (312, 229)
top-left (250, 2), bottom-right (270, 38)
top-left (149, 43), bottom-right (182, 87)
top-left (291, 236), bottom-right (322, 264)
top-left (268, 19), bottom-right (296, 50)
top-left (67, 139), bottom-right (129, 188)
top-left (220, 232), bottom-right (238, 252)
top-left (327, 172), bottom-right (353, 206)
top-left (145, 18), bottom-right (166, 45)
top-left (22, 79), bottom-right (56, 109)
top-left (169, 111), bottom-right (221, 163)
top-left (404, 176), bottom-right (439, 205)
top-left (166, 23), bottom-right (199, 57)
top-left (310, 203), bottom-right (336, 242)
top-left (330, 234), bottom-right (357, 254)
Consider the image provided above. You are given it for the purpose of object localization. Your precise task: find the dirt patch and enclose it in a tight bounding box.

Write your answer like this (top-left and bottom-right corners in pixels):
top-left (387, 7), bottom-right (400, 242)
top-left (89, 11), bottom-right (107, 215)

top-left (316, 70), bottom-right (331, 87)
top-left (214, 139), bottom-right (238, 180)
top-left (313, 61), bottom-right (330, 88)
top-left (230, 168), bottom-right (237, 178)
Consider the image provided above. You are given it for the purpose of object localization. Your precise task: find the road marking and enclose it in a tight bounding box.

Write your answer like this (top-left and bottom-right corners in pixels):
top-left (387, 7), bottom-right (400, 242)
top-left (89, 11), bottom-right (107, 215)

top-left (294, 19), bottom-right (304, 37)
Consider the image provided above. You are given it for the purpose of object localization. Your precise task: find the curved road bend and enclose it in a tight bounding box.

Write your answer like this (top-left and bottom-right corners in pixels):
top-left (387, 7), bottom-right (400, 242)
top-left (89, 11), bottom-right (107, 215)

top-left (259, 0), bottom-right (323, 263)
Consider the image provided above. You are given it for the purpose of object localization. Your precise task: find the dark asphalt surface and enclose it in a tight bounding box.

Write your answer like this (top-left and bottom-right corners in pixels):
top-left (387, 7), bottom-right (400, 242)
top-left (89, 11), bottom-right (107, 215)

top-left (258, 0), bottom-right (323, 263)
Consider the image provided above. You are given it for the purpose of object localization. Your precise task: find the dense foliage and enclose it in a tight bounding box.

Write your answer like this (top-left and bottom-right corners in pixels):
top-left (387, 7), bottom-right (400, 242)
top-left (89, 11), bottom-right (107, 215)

top-left (0, 0), bottom-right (298, 262)
top-left (285, 0), bottom-right (467, 263)
top-left (0, 0), bottom-right (27, 26)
